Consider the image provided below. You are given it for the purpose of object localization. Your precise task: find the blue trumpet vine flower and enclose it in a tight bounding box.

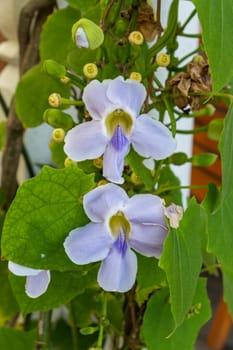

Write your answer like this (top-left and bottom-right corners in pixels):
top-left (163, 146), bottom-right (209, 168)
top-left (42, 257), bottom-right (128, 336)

top-left (64, 183), bottom-right (168, 292)
top-left (64, 76), bottom-right (176, 184)
top-left (8, 261), bottom-right (51, 298)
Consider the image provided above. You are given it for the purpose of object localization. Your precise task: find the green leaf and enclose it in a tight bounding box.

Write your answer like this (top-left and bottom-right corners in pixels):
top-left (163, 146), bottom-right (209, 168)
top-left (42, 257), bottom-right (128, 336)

top-left (136, 255), bottom-right (166, 306)
top-left (192, 0), bottom-right (233, 92)
top-left (157, 166), bottom-right (182, 206)
top-left (64, 0), bottom-right (94, 12)
top-left (67, 47), bottom-right (99, 76)
top-left (40, 7), bottom-right (80, 65)
top-left (159, 198), bottom-right (203, 329)
top-left (222, 266), bottom-right (233, 318)
top-left (9, 267), bottom-right (98, 315)
top-left (0, 328), bottom-right (36, 350)
top-left (142, 278), bottom-right (211, 350)
top-left (15, 64), bottom-right (70, 127)
top-left (1, 166), bottom-right (95, 271)
top-left (191, 153), bottom-right (217, 167)
top-left (126, 148), bottom-right (154, 190)
top-left (0, 262), bottom-right (19, 324)
top-left (208, 104), bottom-right (233, 267)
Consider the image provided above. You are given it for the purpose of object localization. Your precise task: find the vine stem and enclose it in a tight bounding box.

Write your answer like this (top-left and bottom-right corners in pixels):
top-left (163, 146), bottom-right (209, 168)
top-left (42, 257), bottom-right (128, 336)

top-left (69, 301), bottom-right (78, 350)
top-left (97, 292), bottom-right (108, 348)
top-left (35, 311), bottom-right (52, 350)
top-left (155, 184), bottom-right (208, 195)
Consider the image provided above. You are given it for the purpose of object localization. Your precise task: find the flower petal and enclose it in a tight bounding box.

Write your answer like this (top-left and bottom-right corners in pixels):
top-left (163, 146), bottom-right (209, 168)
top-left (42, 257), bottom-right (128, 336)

top-left (64, 121), bottom-right (108, 161)
top-left (103, 140), bottom-right (130, 184)
top-left (129, 222), bottom-right (168, 258)
top-left (97, 245), bottom-right (137, 292)
top-left (124, 194), bottom-right (166, 225)
top-left (131, 115), bottom-right (176, 159)
top-left (83, 183), bottom-right (128, 222)
top-left (75, 27), bottom-right (89, 48)
top-left (25, 270), bottom-right (51, 298)
top-left (106, 76), bottom-right (146, 118)
top-left (83, 79), bottom-right (115, 120)
top-left (64, 222), bottom-right (113, 264)
top-left (8, 261), bottom-right (41, 276)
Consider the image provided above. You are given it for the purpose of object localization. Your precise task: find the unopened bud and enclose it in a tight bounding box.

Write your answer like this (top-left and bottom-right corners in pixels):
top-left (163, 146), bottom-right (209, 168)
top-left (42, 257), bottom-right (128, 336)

top-left (129, 72), bottom-right (142, 82)
top-left (48, 93), bottom-right (61, 107)
top-left (52, 128), bottom-right (65, 142)
top-left (97, 179), bottom-right (108, 186)
top-left (83, 63), bottom-right (98, 79)
top-left (93, 157), bottom-right (103, 169)
top-left (43, 59), bottom-right (66, 78)
top-left (156, 53), bottom-right (170, 67)
top-left (130, 172), bottom-right (142, 185)
top-left (43, 109), bottom-right (74, 131)
top-left (64, 157), bottom-right (77, 167)
top-left (128, 31), bottom-right (144, 45)
top-left (60, 76), bottom-right (70, 84)
top-left (72, 18), bottom-right (104, 50)
top-left (193, 54), bottom-right (204, 63)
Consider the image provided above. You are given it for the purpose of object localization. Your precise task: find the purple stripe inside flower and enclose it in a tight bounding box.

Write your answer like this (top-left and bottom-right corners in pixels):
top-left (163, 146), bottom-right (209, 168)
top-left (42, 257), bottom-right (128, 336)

top-left (110, 125), bottom-right (129, 151)
top-left (113, 230), bottom-right (128, 256)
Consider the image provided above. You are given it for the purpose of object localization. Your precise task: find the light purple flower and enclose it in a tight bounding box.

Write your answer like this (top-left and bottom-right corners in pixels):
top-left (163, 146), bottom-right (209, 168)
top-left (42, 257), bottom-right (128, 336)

top-left (64, 183), bottom-right (168, 292)
top-left (8, 261), bottom-right (51, 298)
top-left (64, 76), bottom-right (176, 184)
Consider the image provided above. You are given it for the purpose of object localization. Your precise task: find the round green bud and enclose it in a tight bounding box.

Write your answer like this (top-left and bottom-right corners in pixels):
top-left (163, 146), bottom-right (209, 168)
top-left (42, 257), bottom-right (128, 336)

top-left (72, 18), bottom-right (104, 50)
top-left (156, 53), bottom-right (170, 67)
top-left (129, 72), bottom-right (142, 82)
top-left (52, 128), bottom-right (65, 142)
top-left (43, 109), bottom-right (74, 131)
top-left (48, 93), bottom-right (62, 107)
top-left (83, 63), bottom-right (98, 79)
top-left (128, 31), bottom-right (144, 45)
top-left (208, 118), bottom-right (224, 141)
top-left (43, 59), bottom-right (66, 78)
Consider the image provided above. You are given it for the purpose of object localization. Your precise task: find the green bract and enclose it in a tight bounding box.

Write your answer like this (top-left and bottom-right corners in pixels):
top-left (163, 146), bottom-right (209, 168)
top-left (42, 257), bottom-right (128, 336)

top-left (71, 18), bottom-right (104, 50)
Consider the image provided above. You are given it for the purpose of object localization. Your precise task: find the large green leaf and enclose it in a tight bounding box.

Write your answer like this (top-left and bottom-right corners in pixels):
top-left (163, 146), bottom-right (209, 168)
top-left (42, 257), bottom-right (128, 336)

top-left (0, 328), bottom-right (36, 350)
top-left (15, 64), bottom-right (70, 127)
top-left (207, 104), bottom-right (233, 316)
top-left (0, 262), bottom-right (19, 323)
top-left (9, 267), bottom-right (98, 315)
top-left (192, 0), bottom-right (233, 92)
top-left (1, 166), bottom-right (95, 271)
top-left (40, 7), bottom-right (80, 64)
top-left (136, 255), bottom-right (166, 306)
top-left (142, 278), bottom-right (211, 350)
top-left (208, 104), bottom-right (233, 267)
top-left (159, 198), bottom-right (203, 329)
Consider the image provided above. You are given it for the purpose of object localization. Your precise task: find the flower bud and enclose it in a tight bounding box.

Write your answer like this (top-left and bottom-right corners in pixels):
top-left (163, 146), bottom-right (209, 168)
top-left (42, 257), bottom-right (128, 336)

top-left (48, 93), bottom-right (62, 107)
top-left (131, 172), bottom-right (142, 185)
top-left (60, 76), bottom-right (70, 84)
top-left (156, 53), bottom-right (170, 67)
top-left (129, 72), bottom-right (142, 82)
top-left (64, 157), bottom-right (77, 167)
top-left (207, 118), bottom-right (224, 141)
top-left (128, 31), bottom-right (144, 45)
top-left (97, 179), bottom-right (108, 186)
top-left (43, 59), bottom-right (66, 78)
top-left (72, 18), bottom-right (104, 50)
top-left (52, 128), bottom-right (65, 142)
top-left (83, 63), bottom-right (98, 79)
top-left (43, 109), bottom-right (74, 131)
top-left (93, 157), bottom-right (103, 169)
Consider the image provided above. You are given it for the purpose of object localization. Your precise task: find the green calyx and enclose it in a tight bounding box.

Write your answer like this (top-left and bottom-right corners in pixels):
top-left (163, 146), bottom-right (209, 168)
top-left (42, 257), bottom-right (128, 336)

top-left (43, 109), bottom-right (74, 131)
